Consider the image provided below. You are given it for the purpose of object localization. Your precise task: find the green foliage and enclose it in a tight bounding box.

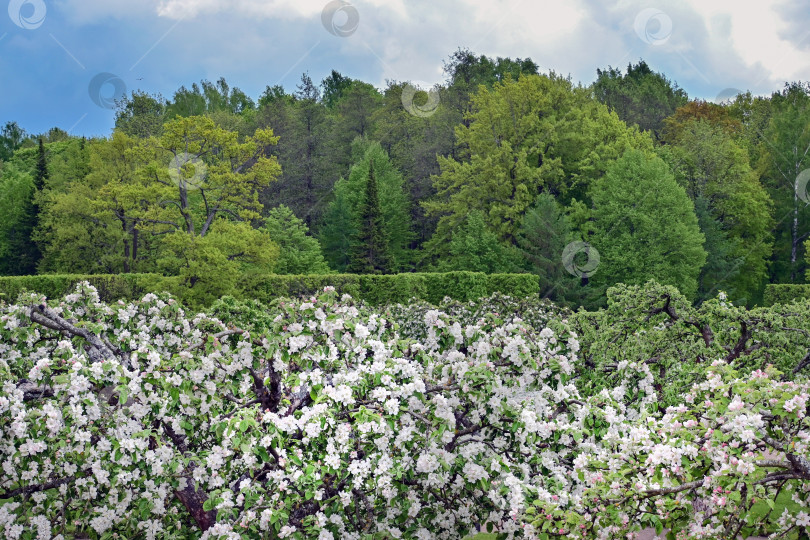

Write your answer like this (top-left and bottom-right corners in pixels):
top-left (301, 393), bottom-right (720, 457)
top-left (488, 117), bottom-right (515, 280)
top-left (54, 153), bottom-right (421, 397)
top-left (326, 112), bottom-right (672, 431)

top-left (34, 137), bottom-right (48, 190)
top-left (320, 70), bottom-right (354, 108)
top-left (347, 159), bottom-right (392, 273)
top-left (166, 77), bottom-right (256, 119)
top-left (257, 73), bottom-right (337, 229)
top-left (439, 211), bottom-right (523, 273)
top-left (444, 48), bottom-right (539, 89)
top-left (660, 119), bottom-right (773, 304)
top-left (156, 220), bottom-right (279, 306)
top-left (332, 80), bottom-right (383, 145)
top-left (114, 90), bottom-right (168, 138)
top-left (593, 60), bottom-right (688, 140)
top-left (318, 187), bottom-right (355, 271)
top-left (574, 280), bottom-right (810, 403)
top-left (0, 163), bottom-right (38, 275)
top-left (36, 133), bottom-right (147, 274)
top-left (515, 193), bottom-right (584, 304)
top-left (587, 149), bottom-right (707, 301)
top-left (0, 121), bottom-right (26, 161)
top-left (759, 82), bottom-right (810, 283)
top-left (0, 273), bottom-right (174, 304)
top-left (324, 140), bottom-right (413, 272)
top-left (0, 271), bottom-right (538, 308)
top-left (764, 284), bottom-right (810, 306)
top-left (263, 204), bottom-right (330, 274)
top-left (692, 196), bottom-right (745, 299)
top-left (425, 72), bottom-right (652, 254)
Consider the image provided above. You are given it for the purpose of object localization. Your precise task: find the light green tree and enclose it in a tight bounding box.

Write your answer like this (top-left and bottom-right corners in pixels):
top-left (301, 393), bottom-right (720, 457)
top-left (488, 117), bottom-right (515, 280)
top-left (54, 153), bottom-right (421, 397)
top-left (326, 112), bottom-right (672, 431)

top-left (588, 150), bottom-right (706, 300)
top-left (130, 116), bottom-right (282, 288)
top-left (439, 211), bottom-right (522, 273)
top-left (37, 133), bottom-right (155, 273)
top-left (424, 73), bottom-right (652, 255)
top-left (263, 205), bottom-right (330, 274)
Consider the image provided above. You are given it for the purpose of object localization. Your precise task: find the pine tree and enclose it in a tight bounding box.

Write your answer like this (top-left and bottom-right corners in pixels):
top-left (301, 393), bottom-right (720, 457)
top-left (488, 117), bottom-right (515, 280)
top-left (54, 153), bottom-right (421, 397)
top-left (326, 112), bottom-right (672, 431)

top-left (347, 160), bottom-right (391, 274)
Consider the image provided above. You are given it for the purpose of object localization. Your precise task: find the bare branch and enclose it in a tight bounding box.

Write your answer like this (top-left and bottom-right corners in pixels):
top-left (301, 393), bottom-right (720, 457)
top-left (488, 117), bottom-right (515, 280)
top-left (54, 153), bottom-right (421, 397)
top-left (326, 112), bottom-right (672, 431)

top-left (28, 305), bottom-right (120, 364)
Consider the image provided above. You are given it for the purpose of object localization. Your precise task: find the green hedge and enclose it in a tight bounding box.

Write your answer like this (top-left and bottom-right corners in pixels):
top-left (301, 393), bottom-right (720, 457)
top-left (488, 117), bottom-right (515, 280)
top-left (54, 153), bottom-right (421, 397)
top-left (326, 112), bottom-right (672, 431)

top-left (0, 274), bottom-right (173, 303)
top-left (0, 272), bottom-right (539, 307)
top-left (763, 284), bottom-right (810, 306)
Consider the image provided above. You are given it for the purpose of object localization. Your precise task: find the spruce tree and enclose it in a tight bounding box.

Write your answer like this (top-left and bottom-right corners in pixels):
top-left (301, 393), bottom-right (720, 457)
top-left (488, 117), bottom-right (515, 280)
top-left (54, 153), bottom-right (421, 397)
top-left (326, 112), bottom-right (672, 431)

top-left (347, 160), bottom-right (391, 274)
top-left (7, 138), bottom-right (47, 274)
top-left (34, 137), bottom-right (49, 189)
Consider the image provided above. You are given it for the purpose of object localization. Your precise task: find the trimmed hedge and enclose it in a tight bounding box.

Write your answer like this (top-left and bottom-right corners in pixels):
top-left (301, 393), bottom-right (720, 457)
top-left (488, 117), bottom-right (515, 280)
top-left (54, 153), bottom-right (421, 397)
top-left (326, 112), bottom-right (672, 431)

top-left (0, 274), bottom-right (173, 303)
top-left (763, 284), bottom-right (810, 306)
top-left (0, 272), bottom-right (539, 307)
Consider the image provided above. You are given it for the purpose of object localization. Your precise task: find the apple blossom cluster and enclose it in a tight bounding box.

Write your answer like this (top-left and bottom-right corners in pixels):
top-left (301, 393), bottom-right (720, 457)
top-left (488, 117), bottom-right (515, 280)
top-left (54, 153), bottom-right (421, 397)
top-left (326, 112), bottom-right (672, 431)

top-left (0, 282), bottom-right (808, 540)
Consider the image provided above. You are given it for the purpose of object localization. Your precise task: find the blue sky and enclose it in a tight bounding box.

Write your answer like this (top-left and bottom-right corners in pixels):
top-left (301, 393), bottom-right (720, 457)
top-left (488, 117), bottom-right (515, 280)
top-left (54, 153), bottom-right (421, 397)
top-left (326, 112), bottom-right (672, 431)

top-left (1, 0), bottom-right (808, 137)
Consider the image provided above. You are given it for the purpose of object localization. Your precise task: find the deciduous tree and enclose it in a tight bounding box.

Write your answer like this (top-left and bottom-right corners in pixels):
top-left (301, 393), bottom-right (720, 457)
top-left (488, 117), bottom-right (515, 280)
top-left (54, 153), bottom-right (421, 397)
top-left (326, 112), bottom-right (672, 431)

top-left (587, 150), bottom-right (706, 300)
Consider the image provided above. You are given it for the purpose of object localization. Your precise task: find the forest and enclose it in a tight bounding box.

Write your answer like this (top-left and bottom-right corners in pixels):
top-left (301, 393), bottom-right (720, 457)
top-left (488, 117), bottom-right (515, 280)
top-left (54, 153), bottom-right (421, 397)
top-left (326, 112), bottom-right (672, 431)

top-left (1, 50), bottom-right (809, 309)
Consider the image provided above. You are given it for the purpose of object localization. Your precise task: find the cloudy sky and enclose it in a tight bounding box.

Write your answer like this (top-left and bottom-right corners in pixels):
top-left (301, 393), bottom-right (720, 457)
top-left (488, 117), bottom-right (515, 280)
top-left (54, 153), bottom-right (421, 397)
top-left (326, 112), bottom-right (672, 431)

top-left (1, 0), bottom-right (808, 136)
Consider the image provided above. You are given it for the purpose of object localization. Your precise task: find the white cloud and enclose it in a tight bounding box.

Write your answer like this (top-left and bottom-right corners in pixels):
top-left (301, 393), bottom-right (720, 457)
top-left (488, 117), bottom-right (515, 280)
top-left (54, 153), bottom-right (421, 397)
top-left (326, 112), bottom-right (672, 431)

top-left (155, 0), bottom-right (406, 20)
top-left (680, 0), bottom-right (810, 86)
top-left (51, 0), bottom-right (809, 102)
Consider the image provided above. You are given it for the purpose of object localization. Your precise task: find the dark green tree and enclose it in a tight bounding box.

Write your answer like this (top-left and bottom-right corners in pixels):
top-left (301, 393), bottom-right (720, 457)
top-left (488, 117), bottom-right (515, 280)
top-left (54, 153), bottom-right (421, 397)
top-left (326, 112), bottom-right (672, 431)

top-left (347, 161), bottom-right (390, 274)
top-left (321, 70), bottom-right (354, 108)
top-left (0, 164), bottom-right (35, 275)
top-left (0, 121), bottom-right (26, 162)
top-left (760, 82), bottom-right (810, 283)
top-left (692, 196), bottom-right (745, 301)
top-left (318, 188), bottom-right (356, 272)
top-left (257, 74), bottom-right (338, 229)
top-left (593, 61), bottom-right (688, 141)
top-left (0, 138), bottom-right (47, 274)
top-left (34, 137), bottom-right (49, 190)
top-left (516, 193), bottom-right (584, 304)
top-left (659, 119), bottom-right (773, 304)
top-left (321, 140), bottom-right (412, 271)
top-left (115, 91), bottom-right (168, 138)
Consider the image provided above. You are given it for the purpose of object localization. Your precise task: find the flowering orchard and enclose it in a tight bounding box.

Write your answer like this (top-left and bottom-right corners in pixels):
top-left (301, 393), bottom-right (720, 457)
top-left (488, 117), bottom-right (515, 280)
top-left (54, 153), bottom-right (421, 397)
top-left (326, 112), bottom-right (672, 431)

top-left (0, 282), bottom-right (809, 539)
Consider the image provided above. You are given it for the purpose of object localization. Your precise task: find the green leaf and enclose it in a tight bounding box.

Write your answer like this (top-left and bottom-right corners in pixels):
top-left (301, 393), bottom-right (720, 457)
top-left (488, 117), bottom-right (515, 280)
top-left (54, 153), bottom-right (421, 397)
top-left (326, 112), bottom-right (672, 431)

top-left (118, 386), bottom-right (128, 406)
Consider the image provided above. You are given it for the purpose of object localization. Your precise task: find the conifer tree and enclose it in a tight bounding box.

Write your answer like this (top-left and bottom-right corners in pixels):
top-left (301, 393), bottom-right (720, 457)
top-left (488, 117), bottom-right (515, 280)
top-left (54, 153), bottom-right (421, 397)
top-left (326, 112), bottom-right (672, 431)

top-left (9, 138), bottom-right (48, 273)
top-left (34, 137), bottom-right (49, 189)
top-left (347, 160), bottom-right (391, 274)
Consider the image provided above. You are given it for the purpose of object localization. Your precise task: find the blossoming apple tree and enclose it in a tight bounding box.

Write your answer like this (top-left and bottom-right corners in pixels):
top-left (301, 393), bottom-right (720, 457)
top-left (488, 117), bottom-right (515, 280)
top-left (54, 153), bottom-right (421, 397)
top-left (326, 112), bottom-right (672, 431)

top-left (0, 282), bottom-right (808, 539)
